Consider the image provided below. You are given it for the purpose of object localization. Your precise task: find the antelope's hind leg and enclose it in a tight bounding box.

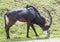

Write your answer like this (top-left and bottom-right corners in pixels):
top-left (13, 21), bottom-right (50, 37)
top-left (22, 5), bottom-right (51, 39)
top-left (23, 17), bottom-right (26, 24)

top-left (5, 16), bottom-right (16, 39)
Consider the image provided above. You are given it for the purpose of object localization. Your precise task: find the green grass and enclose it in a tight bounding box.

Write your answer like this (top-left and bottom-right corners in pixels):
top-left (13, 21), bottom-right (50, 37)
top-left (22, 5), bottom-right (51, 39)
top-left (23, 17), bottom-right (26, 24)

top-left (0, 0), bottom-right (60, 42)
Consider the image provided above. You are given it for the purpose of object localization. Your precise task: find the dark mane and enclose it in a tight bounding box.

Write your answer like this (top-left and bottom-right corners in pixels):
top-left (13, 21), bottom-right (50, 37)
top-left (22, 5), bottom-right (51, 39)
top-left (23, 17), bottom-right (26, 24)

top-left (26, 5), bottom-right (40, 16)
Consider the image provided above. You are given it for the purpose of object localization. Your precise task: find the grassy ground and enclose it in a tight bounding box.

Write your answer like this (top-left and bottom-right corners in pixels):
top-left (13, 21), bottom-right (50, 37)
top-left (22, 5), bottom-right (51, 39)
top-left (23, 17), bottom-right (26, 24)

top-left (0, 0), bottom-right (60, 42)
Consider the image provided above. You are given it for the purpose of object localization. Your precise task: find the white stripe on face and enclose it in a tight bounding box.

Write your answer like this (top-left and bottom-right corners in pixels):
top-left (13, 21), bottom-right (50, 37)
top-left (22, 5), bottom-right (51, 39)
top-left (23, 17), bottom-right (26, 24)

top-left (44, 30), bottom-right (48, 36)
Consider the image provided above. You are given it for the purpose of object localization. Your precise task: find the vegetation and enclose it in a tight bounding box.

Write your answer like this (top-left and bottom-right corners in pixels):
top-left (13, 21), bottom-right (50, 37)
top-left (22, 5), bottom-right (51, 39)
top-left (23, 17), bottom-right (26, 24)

top-left (0, 0), bottom-right (60, 42)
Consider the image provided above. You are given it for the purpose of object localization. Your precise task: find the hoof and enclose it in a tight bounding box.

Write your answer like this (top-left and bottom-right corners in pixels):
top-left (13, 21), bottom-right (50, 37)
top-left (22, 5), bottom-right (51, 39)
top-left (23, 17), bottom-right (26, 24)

top-left (36, 35), bottom-right (39, 37)
top-left (7, 37), bottom-right (10, 39)
top-left (26, 36), bottom-right (30, 38)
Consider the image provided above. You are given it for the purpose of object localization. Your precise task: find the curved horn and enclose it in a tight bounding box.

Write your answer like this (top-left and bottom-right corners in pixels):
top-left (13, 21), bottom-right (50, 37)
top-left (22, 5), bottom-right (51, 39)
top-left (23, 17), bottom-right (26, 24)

top-left (43, 7), bottom-right (52, 27)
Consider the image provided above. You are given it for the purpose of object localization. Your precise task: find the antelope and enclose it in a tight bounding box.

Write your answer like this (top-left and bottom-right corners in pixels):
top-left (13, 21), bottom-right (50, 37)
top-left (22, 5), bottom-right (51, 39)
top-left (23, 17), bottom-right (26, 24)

top-left (4, 5), bottom-right (52, 39)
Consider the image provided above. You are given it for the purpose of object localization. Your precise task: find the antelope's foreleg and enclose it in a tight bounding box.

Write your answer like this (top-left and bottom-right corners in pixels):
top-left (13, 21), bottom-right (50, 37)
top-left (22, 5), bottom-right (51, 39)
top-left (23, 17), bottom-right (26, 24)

top-left (31, 24), bottom-right (39, 37)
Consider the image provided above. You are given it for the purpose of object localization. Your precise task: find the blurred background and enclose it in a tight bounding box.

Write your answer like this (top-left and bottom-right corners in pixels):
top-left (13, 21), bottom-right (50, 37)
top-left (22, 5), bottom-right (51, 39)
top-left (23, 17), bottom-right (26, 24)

top-left (0, 0), bottom-right (60, 42)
